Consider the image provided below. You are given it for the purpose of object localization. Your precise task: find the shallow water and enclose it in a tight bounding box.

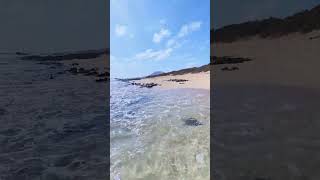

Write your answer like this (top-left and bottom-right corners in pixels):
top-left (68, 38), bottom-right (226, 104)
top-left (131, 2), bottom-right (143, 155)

top-left (0, 55), bottom-right (108, 179)
top-left (111, 80), bottom-right (210, 180)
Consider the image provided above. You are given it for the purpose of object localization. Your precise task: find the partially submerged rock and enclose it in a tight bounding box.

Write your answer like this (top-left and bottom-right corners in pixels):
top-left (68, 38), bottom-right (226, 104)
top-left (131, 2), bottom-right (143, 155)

top-left (183, 118), bottom-right (203, 126)
top-left (130, 82), bottom-right (158, 88)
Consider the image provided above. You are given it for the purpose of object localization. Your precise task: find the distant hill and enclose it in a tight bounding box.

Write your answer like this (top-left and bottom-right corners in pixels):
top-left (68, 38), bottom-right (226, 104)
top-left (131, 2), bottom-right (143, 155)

top-left (146, 64), bottom-right (210, 78)
top-left (149, 71), bottom-right (164, 76)
top-left (212, 4), bottom-right (320, 43)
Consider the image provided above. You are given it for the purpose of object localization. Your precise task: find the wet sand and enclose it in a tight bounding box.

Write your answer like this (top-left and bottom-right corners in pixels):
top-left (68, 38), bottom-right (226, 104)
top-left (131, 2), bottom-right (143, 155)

top-left (212, 31), bottom-right (320, 179)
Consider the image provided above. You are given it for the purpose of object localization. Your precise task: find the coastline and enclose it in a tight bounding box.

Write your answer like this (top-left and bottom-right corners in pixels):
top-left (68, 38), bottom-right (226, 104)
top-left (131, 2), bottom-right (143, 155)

top-left (131, 71), bottom-right (210, 90)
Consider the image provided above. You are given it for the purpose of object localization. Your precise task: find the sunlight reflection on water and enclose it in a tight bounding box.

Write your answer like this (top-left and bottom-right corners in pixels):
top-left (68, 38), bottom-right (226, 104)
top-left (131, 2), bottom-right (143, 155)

top-left (110, 80), bottom-right (210, 180)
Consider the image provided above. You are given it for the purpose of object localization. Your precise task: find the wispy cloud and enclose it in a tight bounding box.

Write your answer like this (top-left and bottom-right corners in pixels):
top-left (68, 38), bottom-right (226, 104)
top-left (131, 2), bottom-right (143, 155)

top-left (153, 28), bottom-right (171, 43)
top-left (178, 21), bottom-right (202, 38)
top-left (115, 24), bottom-right (127, 37)
top-left (134, 48), bottom-right (173, 61)
top-left (133, 20), bottom-right (202, 61)
top-left (166, 21), bottom-right (202, 48)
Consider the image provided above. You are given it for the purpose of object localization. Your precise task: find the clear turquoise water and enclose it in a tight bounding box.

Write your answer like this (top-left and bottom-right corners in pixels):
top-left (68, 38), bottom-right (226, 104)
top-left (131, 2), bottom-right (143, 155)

top-left (110, 79), bottom-right (210, 180)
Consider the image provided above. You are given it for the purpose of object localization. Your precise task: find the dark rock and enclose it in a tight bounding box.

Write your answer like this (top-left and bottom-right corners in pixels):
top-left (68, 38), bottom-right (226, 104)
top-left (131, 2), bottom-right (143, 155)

top-left (96, 78), bottom-right (109, 82)
top-left (231, 66), bottom-right (239, 70)
top-left (212, 56), bottom-right (252, 65)
top-left (68, 67), bottom-right (78, 74)
top-left (16, 52), bottom-right (29, 56)
top-left (221, 67), bottom-right (229, 71)
top-left (183, 118), bottom-right (203, 126)
top-left (221, 66), bottom-right (239, 71)
top-left (78, 68), bottom-right (86, 73)
top-left (168, 79), bottom-right (188, 82)
top-left (96, 72), bottom-right (110, 77)
top-left (130, 82), bottom-right (158, 88)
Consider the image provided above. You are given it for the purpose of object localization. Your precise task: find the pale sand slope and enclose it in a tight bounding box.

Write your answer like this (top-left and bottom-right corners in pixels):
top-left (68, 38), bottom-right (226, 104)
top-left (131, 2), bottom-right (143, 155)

top-left (212, 31), bottom-right (320, 179)
top-left (213, 30), bottom-right (320, 89)
top-left (133, 71), bottom-right (210, 90)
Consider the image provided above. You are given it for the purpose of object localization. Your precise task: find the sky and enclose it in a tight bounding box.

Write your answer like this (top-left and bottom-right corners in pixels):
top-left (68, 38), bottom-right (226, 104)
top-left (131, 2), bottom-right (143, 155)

top-left (110, 0), bottom-right (210, 78)
top-left (0, 0), bottom-right (108, 53)
top-left (212, 0), bottom-right (320, 29)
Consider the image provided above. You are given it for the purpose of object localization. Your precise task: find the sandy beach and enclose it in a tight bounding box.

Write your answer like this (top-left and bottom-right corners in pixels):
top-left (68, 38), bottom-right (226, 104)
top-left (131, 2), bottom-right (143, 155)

top-left (212, 29), bottom-right (320, 179)
top-left (213, 30), bottom-right (320, 88)
top-left (132, 71), bottom-right (210, 90)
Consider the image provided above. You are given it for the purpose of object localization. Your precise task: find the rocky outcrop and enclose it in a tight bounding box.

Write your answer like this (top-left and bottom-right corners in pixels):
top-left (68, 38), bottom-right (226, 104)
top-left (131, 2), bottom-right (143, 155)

top-left (66, 67), bottom-right (110, 83)
top-left (167, 79), bottom-right (188, 82)
top-left (221, 66), bottom-right (239, 71)
top-left (211, 56), bottom-right (252, 65)
top-left (130, 82), bottom-right (159, 88)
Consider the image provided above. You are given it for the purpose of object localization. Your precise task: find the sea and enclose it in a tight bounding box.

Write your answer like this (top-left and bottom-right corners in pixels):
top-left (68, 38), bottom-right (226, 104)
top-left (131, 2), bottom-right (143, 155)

top-left (0, 54), bottom-right (108, 179)
top-left (110, 79), bottom-right (210, 180)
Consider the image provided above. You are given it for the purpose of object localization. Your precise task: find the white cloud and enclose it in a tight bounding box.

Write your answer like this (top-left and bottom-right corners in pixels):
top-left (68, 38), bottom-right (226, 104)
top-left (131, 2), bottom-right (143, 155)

top-left (165, 21), bottom-right (202, 49)
top-left (115, 24), bottom-right (127, 37)
top-left (153, 28), bottom-right (171, 43)
top-left (166, 39), bottom-right (176, 47)
top-left (178, 21), bottom-right (202, 38)
top-left (131, 20), bottom-right (203, 62)
top-left (134, 48), bottom-right (173, 61)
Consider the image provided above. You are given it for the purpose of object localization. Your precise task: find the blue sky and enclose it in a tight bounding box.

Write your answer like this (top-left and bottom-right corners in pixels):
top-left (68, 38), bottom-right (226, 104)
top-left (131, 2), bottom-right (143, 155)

top-left (110, 0), bottom-right (210, 78)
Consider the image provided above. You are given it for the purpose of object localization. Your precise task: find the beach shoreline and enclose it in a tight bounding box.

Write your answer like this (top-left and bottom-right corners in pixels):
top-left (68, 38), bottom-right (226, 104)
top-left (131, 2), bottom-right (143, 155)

top-left (126, 71), bottom-right (210, 90)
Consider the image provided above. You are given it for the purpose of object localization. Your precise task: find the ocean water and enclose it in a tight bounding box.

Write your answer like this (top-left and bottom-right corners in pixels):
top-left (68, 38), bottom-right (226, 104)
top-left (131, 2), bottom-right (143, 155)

top-left (0, 55), bottom-right (108, 179)
top-left (110, 79), bottom-right (210, 180)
